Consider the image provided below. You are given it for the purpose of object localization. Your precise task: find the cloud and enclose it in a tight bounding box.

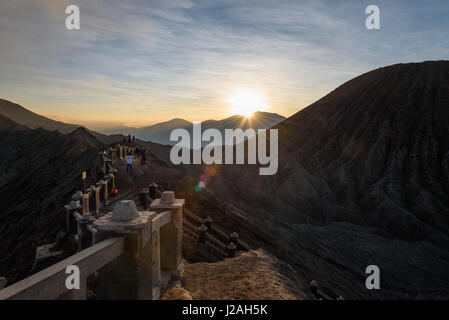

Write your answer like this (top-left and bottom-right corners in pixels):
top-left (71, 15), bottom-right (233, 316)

top-left (0, 0), bottom-right (448, 127)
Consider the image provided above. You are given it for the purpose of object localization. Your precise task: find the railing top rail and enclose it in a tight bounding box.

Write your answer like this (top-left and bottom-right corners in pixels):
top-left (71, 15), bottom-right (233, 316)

top-left (182, 217), bottom-right (198, 232)
top-left (184, 209), bottom-right (204, 225)
top-left (184, 208), bottom-right (252, 251)
top-left (0, 237), bottom-right (124, 300)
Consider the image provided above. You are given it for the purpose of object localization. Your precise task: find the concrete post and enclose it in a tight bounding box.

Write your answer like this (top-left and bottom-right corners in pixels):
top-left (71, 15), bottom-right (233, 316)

top-left (226, 242), bottom-right (236, 257)
top-left (0, 277), bottom-right (7, 290)
top-left (74, 212), bottom-right (95, 252)
top-left (198, 225), bottom-right (207, 244)
top-left (96, 180), bottom-right (105, 202)
top-left (87, 224), bottom-right (98, 246)
top-left (149, 183), bottom-right (159, 200)
top-left (98, 151), bottom-right (106, 173)
top-left (82, 194), bottom-right (89, 215)
top-left (94, 186), bottom-right (100, 215)
top-left (64, 201), bottom-right (81, 233)
top-left (204, 216), bottom-right (213, 233)
top-left (230, 232), bottom-right (239, 246)
top-left (94, 200), bottom-right (157, 299)
top-left (139, 188), bottom-right (149, 210)
top-left (150, 191), bottom-right (185, 273)
top-left (101, 180), bottom-right (109, 204)
top-left (104, 158), bottom-right (112, 175)
top-left (96, 179), bottom-right (109, 205)
top-left (105, 175), bottom-right (112, 195)
top-left (109, 168), bottom-right (117, 190)
top-left (110, 148), bottom-right (117, 161)
top-left (87, 185), bottom-right (96, 215)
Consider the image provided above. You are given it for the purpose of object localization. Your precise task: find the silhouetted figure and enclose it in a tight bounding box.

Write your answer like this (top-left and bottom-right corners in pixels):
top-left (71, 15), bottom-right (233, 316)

top-left (96, 166), bottom-right (105, 181)
top-left (132, 135), bottom-right (135, 141)
top-left (140, 148), bottom-right (146, 166)
top-left (126, 152), bottom-right (134, 176)
top-left (128, 134), bottom-right (131, 143)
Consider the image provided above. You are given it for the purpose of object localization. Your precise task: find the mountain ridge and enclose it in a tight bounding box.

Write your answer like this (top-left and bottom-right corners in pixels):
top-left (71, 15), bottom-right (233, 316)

top-left (100, 111), bottom-right (286, 145)
top-left (0, 98), bottom-right (286, 146)
top-left (0, 99), bottom-right (124, 145)
top-left (0, 117), bottom-right (106, 283)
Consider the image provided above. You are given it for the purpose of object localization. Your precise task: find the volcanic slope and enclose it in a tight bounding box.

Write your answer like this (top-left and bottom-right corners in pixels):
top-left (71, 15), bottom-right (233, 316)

top-left (0, 118), bottom-right (104, 283)
top-left (210, 61), bottom-right (449, 299)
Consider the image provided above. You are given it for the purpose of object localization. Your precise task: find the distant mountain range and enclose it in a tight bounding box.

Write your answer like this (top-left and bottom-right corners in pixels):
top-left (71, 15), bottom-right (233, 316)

top-left (100, 112), bottom-right (286, 145)
top-left (0, 99), bottom-right (285, 146)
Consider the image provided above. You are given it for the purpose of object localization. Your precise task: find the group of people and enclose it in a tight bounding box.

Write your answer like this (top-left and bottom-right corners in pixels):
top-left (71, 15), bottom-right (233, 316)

top-left (123, 134), bottom-right (135, 143)
top-left (126, 146), bottom-right (148, 176)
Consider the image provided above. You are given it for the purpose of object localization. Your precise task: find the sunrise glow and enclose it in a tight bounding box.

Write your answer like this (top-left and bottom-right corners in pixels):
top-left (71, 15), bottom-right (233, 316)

top-left (227, 92), bottom-right (268, 118)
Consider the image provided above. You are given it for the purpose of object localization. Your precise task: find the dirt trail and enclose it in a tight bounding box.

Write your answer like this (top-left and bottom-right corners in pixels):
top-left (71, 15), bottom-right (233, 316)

top-left (163, 249), bottom-right (312, 300)
top-left (103, 151), bottom-right (185, 211)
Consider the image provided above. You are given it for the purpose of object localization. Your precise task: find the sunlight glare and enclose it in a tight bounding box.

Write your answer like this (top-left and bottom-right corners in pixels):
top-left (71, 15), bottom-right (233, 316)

top-left (227, 92), bottom-right (268, 117)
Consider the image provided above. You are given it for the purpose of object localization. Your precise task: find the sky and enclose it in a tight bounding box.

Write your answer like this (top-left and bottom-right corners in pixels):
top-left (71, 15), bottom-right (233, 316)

top-left (0, 0), bottom-right (448, 129)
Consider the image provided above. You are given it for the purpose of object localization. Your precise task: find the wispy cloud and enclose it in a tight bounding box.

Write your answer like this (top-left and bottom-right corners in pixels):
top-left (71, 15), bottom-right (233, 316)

top-left (0, 0), bottom-right (448, 127)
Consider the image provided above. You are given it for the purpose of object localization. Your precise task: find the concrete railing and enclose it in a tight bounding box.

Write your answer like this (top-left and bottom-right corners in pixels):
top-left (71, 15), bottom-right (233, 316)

top-left (153, 188), bottom-right (249, 256)
top-left (65, 146), bottom-right (124, 251)
top-left (0, 238), bottom-right (124, 300)
top-left (0, 144), bottom-right (250, 299)
top-left (0, 146), bottom-right (187, 300)
top-left (0, 193), bottom-right (184, 300)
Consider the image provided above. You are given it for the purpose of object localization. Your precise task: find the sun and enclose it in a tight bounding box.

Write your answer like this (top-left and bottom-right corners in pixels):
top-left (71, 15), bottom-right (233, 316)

top-left (227, 92), bottom-right (268, 117)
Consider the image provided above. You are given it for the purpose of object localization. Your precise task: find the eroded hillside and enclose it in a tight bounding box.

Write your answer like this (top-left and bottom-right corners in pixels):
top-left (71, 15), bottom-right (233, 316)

top-left (208, 61), bottom-right (449, 299)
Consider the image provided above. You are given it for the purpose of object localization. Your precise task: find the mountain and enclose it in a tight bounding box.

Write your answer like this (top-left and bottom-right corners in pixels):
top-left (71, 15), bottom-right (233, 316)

top-left (207, 61), bottom-right (449, 299)
top-left (0, 113), bottom-right (180, 285)
top-left (0, 99), bottom-right (78, 133)
top-left (0, 118), bottom-right (104, 283)
top-left (3, 61), bottom-right (448, 299)
top-left (0, 114), bottom-right (27, 132)
top-left (202, 111), bottom-right (286, 132)
top-left (102, 118), bottom-right (192, 145)
top-left (100, 112), bottom-right (286, 145)
top-left (0, 99), bottom-right (120, 145)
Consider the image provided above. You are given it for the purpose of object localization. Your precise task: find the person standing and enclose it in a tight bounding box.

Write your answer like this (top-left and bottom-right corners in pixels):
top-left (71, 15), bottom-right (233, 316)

top-left (140, 148), bottom-right (146, 166)
top-left (126, 152), bottom-right (134, 176)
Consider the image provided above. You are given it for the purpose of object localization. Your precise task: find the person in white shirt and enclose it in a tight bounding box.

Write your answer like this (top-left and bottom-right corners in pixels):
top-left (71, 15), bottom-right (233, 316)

top-left (126, 152), bottom-right (134, 176)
